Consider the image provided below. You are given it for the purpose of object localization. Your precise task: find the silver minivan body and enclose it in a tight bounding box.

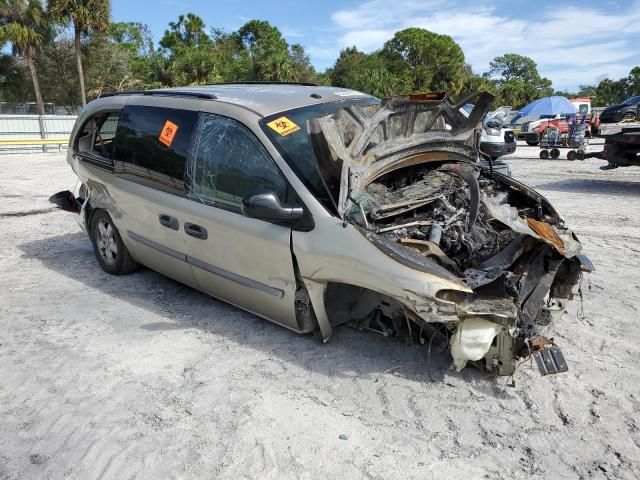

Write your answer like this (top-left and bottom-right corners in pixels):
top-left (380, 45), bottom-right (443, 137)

top-left (59, 84), bottom-right (590, 378)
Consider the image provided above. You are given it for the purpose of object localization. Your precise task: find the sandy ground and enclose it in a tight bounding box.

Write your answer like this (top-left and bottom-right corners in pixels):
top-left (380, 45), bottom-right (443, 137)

top-left (1, 141), bottom-right (640, 480)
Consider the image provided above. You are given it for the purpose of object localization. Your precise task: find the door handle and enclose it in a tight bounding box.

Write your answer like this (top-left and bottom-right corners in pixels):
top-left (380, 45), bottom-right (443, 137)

top-left (159, 214), bottom-right (179, 230)
top-left (184, 222), bottom-right (208, 240)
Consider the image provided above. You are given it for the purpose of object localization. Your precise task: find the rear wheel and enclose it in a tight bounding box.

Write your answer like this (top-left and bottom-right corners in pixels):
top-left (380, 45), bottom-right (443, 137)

top-left (90, 210), bottom-right (139, 275)
top-left (550, 148), bottom-right (560, 159)
top-left (622, 112), bottom-right (636, 122)
top-left (540, 150), bottom-right (549, 159)
top-left (567, 150), bottom-right (577, 161)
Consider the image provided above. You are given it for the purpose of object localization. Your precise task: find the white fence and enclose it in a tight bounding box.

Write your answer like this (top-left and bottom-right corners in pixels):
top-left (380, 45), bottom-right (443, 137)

top-left (0, 114), bottom-right (78, 153)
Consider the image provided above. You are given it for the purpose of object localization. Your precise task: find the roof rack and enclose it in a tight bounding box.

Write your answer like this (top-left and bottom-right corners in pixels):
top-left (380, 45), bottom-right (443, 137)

top-left (99, 90), bottom-right (217, 100)
top-left (206, 81), bottom-right (318, 87)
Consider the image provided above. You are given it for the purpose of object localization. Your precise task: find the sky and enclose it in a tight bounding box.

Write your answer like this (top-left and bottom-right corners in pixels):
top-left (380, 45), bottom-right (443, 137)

top-left (112, 0), bottom-right (640, 91)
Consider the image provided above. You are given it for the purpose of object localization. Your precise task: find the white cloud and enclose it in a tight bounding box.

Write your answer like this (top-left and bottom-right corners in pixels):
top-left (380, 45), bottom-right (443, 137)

top-left (311, 0), bottom-right (640, 90)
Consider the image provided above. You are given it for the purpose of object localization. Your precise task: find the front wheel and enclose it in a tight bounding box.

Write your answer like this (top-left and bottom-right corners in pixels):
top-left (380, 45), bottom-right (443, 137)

top-left (90, 210), bottom-right (139, 275)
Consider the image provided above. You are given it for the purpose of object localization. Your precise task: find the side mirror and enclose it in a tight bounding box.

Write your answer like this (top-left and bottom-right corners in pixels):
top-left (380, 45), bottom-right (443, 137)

top-left (241, 191), bottom-right (304, 222)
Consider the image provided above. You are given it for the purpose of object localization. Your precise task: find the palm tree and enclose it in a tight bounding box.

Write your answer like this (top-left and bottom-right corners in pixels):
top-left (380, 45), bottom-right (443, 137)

top-left (0, 0), bottom-right (46, 114)
top-left (48, 0), bottom-right (110, 107)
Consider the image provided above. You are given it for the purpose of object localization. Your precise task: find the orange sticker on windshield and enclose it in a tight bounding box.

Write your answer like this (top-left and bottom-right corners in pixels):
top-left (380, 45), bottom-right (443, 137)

top-left (267, 116), bottom-right (300, 136)
top-left (159, 120), bottom-right (179, 147)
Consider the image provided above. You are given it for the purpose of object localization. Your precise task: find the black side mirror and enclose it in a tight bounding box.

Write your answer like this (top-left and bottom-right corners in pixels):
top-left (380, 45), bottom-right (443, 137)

top-left (241, 191), bottom-right (304, 222)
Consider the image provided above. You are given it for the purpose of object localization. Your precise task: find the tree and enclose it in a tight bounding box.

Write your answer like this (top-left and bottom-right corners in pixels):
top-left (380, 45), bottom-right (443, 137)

top-left (160, 13), bottom-right (210, 50)
top-left (238, 20), bottom-right (294, 81)
top-left (108, 22), bottom-right (157, 88)
top-left (381, 28), bottom-right (467, 95)
top-left (594, 78), bottom-right (627, 106)
top-left (38, 36), bottom-right (80, 110)
top-left (330, 47), bottom-right (406, 98)
top-left (0, 53), bottom-right (30, 103)
top-left (290, 43), bottom-right (316, 83)
top-left (158, 15), bottom-right (249, 86)
top-left (485, 53), bottom-right (553, 108)
top-left (48, 0), bottom-right (111, 107)
top-left (0, 0), bottom-right (47, 113)
top-left (627, 66), bottom-right (640, 97)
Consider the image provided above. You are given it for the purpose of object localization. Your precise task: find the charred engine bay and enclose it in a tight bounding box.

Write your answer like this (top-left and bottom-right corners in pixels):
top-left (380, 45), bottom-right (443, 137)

top-left (347, 162), bottom-right (575, 323)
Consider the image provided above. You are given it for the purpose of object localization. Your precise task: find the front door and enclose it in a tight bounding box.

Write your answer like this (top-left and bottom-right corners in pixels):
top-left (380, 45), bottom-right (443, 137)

top-left (181, 113), bottom-right (299, 330)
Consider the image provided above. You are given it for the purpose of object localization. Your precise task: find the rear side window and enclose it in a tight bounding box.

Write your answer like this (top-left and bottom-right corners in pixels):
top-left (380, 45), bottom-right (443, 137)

top-left (113, 105), bottom-right (197, 195)
top-left (75, 111), bottom-right (119, 160)
top-left (190, 114), bottom-right (287, 210)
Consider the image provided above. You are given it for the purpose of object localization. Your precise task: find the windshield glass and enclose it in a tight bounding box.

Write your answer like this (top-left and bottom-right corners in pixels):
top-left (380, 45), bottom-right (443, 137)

top-left (622, 96), bottom-right (640, 105)
top-left (261, 97), bottom-right (380, 215)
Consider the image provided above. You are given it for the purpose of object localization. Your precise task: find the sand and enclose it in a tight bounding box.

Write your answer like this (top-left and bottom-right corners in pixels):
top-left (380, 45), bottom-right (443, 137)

top-left (1, 140), bottom-right (639, 479)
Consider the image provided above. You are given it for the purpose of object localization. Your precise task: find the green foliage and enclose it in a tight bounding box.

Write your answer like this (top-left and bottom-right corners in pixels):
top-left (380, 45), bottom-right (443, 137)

top-left (330, 47), bottom-right (407, 97)
top-left (0, 0), bottom-right (45, 56)
top-left (484, 53), bottom-right (553, 108)
top-left (0, 0), bottom-right (48, 111)
top-left (0, 53), bottom-right (29, 101)
top-left (381, 28), bottom-right (467, 95)
top-left (48, 0), bottom-right (109, 34)
top-left (4, 3), bottom-right (638, 113)
top-left (238, 19), bottom-right (295, 81)
top-left (627, 67), bottom-right (640, 97)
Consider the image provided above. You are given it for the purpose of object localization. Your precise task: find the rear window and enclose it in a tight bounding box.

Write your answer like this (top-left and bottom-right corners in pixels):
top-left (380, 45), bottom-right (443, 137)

top-left (622, 96), bottom-right (640, 106)
top-left (261, 98), bottom-right (379, 214)
top-left (113, 105), bottom-right (198, 195)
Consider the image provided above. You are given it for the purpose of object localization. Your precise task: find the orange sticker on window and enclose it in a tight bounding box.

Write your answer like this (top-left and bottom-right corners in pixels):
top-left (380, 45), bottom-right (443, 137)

top-left (266, 116), bottom-right (301, 136)
top-left (159, 120), bottom-right (179, 147)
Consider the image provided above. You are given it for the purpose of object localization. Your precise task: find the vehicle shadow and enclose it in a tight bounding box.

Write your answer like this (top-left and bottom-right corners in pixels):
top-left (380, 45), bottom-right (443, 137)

top-left (537, 178), bottom-right (640, 197)
top-left (18, 232), bottom-right (502, 389)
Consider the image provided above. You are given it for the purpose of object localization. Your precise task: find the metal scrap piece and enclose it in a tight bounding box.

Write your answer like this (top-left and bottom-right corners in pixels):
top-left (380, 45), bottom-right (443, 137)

top-left (526, 218), bottom-right (565, 255)
top-left (398, 238), bottom-right (458, 271)
top-left (377, 220), bottom-right (435, 233)
top-left (533, 346), bottom-right (569, 376)
top-left (371, 196), bottom-right (441, 220)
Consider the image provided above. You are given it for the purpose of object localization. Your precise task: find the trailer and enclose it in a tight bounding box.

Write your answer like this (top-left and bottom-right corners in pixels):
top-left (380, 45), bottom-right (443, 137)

top-left (579, 121), bottom-right (640, 169)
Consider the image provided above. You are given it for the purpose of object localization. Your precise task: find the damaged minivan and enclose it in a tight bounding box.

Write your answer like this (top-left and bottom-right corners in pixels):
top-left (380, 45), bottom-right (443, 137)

top-left (52, 83), bottom-right (592, 378)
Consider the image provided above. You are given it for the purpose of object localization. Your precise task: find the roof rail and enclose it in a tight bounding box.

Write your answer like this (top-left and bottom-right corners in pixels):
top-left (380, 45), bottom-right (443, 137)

top-left (99, 90), bottom-right (218, 100)
top-left (206, 81), bottom-right (318, 87)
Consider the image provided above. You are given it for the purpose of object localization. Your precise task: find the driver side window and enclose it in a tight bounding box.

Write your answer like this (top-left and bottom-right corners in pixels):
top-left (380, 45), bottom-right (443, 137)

top-left (190, 114), bottom-right (287, 210)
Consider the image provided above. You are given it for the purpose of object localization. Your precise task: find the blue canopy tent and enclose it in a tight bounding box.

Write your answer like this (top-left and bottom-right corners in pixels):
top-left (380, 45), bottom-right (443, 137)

top-left (519, 96), bottom-right (578, 117)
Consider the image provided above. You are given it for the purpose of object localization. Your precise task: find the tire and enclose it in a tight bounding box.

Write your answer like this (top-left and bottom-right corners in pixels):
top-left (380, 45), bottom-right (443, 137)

top-left (540, 150), bottom-right (549, 159)
top-left (622, 112), bottom-right (636, 122)
top-left (90, 209), bottom-right (139, 275)
top-left (567, 150), bottom-right (576, 161)
top-left (550, 148), bottom-right (560, 159)
top-left (526, 140), bottom-right (540, 146)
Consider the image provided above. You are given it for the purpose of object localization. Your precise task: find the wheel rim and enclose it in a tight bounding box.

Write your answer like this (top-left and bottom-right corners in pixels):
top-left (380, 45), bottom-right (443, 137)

top-left (96, 219), bottom-right (118, 265)
top-left (623, 112), bottom-right (635, 121)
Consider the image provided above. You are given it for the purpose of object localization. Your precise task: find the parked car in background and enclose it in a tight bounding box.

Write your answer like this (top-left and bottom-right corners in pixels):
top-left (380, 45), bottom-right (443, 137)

top-left (520, 114), bottom-right (590, 146)
top-left (461, 104), bottom-right (516, 173)
top-left (599, 96), bottom-right (640, 123)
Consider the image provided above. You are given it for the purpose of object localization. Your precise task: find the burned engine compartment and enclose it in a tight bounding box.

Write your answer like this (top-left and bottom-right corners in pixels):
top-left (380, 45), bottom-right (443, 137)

top-left (356, 165), bottom-right (520, 273)
top-left (341, 161), bottom-right (587, 376)
top-left (307, 92), bottom-right (590, 377)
